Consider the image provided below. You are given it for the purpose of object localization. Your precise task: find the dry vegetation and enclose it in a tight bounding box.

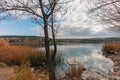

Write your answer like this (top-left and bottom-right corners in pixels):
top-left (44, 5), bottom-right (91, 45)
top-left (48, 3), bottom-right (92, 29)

top-left (57, 66), bottom-right (85, 80)
top-left (9, 65), bottom-right (85, 80)
top-left (0, 38), bottom-right (85, 80)
top-left (102, 43), bottom-right (120, 54)
top-left (0, 38), bottom-right (45, 66)
top-left (17, 58), bottom-right (85, 80)
top-left (0, 39), bottom-right (8, 46)
top-left (8, 64), bottom-right (49, 80)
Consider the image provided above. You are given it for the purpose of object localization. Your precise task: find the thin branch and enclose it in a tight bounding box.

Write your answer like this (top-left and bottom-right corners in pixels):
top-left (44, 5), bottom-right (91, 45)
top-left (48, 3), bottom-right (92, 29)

top-left (90, 0), bottom-right (120, 13)
top-left (0, 6), bottom-right (43, 18)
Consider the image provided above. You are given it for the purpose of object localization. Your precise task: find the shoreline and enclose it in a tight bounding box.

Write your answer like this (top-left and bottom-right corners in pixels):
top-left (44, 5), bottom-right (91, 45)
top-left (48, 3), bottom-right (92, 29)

top-left (80, 52), bottom-right (120, 80)
top-left (105, 53), bottom-right (120, 79)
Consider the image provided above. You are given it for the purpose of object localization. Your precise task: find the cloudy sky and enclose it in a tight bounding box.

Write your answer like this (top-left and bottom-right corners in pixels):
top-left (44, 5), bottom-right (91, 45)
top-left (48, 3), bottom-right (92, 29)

top-left (0, 0), bottom-right (119, 38)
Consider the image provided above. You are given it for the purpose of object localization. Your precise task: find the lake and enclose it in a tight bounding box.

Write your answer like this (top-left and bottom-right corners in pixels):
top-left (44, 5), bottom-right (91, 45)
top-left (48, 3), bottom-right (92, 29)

top-left (55, 44), bottom-right (114, 77)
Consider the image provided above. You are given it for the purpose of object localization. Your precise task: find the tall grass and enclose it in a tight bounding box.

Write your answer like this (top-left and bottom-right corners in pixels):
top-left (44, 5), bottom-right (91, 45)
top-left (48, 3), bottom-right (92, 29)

top-left (0, 38), bottom-right (60, 67)
top-left (0, 38), bottom-right (8, 46)
top-left (115, 43), bottom-right (120, 52)
top-left (30, 50), bottom-right (46, 67)
top-left (102, 43), bottom-right (120, 53)
top-left (0, 38), bottom-right (45, 66)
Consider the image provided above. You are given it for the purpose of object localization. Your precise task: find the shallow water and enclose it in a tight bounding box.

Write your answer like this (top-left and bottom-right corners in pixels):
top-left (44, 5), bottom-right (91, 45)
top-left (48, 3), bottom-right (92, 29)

top-left (56, 44), bottom-right (114, 77)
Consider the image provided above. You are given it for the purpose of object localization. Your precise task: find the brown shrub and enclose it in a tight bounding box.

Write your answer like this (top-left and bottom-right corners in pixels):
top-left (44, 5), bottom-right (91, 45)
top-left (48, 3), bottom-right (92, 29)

top-left (58, 66), bottom-right (86, 80)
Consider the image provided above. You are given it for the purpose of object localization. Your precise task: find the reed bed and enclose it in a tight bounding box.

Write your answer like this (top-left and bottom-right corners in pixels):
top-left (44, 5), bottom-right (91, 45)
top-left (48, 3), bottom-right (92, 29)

top-left (0, 38), bottom-right (45, 66)
top-left (0, 38), bottom-right (8, 46)
top-left (102, 43), bottom-right (120, 53)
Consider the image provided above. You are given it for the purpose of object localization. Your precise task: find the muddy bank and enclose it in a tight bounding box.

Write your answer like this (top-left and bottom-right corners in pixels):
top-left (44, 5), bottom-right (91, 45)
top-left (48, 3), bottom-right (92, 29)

top-left (0, 63), bottom-right (14, 80)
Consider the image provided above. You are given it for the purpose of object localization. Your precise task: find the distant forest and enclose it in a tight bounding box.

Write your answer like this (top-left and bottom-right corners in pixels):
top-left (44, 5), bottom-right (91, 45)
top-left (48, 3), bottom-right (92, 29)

top-left (0, 36), bottom-right (120, 47)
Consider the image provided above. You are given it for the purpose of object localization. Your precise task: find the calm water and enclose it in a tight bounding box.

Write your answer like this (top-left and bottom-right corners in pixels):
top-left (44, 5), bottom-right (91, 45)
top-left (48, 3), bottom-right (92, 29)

top-left (55, 44), bottom-right (114, 77)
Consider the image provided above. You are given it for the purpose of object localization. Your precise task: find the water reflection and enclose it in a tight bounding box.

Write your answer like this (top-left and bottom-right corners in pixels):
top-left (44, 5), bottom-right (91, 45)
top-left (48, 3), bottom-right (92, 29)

top-left (56, 44), bottom-right (114, 76)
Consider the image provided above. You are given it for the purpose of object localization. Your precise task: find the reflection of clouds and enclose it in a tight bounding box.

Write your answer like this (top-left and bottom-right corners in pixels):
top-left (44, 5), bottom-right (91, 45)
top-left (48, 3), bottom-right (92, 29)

top-left (58, 44), bottom-right (114, 75)
top-left (72, 53), bottom-right (113, 75)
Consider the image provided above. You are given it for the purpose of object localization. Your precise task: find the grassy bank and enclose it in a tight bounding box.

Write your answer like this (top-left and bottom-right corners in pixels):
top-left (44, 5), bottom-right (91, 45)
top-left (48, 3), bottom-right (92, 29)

top-left (102, 43), bottom-right (120, 54)
top-left (0, 38), bottom-right (46, 66)
top-left (8, 64), bottom-right (85, 80)
top-left (103, 43), bottom-right (120, 80)
top-left (0, 39), bottom-right (85, 80)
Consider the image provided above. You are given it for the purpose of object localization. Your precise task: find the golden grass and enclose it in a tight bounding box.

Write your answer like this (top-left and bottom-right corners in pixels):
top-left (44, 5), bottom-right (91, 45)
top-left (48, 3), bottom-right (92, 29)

top-left (102, 43), bottom-right (120, 53)
top-left (0, 38), bottom-right (45, 66)
top-left (9, 64), bottom-right (49, 80)
top-left (0, 45), bottom-right (36, 65)
top-left (114, 43), bottom-right (120, 52)
top-left (0, 38), bottom-right (8, 46)
top-left (102, 43), bottom-right (115, 52)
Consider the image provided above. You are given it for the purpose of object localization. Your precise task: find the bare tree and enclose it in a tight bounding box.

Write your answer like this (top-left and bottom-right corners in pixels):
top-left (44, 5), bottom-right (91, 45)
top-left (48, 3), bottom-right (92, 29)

top-left (0, 0), bottom-right (71, 80)
top-left (89, 0), bottom-right (120, 32)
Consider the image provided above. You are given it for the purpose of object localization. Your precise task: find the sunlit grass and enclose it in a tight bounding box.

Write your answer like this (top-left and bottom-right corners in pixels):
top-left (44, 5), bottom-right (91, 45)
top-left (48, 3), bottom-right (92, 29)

top-left (9, 63), bottom-right (49, 80)
top-left (0, 38), bottom-right (45, 66)
top-left (0, 38), bottom-right (61, 67)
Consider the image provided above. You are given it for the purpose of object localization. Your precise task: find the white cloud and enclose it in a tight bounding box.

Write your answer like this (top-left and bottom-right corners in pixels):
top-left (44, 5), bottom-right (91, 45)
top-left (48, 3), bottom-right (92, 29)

top-left (55, 0), bottom-right (119, 38)
top-left (30, 0), bottom-right (119, 38)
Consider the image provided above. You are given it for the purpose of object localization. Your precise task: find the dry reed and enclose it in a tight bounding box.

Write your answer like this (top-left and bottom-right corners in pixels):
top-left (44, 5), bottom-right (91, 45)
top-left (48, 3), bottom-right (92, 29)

top-left (0, 38), bottom-right (45, 66)
top-left (102, 43), bottom-right (120, 53)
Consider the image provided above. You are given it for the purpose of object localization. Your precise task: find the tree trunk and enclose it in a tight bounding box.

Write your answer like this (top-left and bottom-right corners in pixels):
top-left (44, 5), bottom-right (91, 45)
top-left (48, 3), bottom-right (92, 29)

top-left (49, 58), bottom-right (56, 80)
top-left (51, 14), bottom-right (57, 61)
top-left (43, 17), bottom-right (56, 80)
top-left (43, 18), bottom-right (50, 70)
top-left (49, 23), bottom-right (57, 80)
top-left (49, 13), bottom-right (57, 80)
